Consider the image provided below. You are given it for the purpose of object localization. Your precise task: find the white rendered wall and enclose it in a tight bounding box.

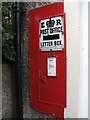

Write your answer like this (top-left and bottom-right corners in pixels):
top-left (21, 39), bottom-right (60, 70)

top-left (88, 1), bottom-right (90, 119)
top-left (64, 0), bottom-right (88, 118)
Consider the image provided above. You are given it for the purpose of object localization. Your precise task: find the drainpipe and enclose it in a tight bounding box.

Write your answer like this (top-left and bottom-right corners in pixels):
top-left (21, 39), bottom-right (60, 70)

top-left (13, 2), bottom-right (23, 119)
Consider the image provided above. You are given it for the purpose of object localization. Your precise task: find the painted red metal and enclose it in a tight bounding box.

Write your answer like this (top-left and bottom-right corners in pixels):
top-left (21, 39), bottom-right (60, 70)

top-left (28, 2), bottom-right (66, 118)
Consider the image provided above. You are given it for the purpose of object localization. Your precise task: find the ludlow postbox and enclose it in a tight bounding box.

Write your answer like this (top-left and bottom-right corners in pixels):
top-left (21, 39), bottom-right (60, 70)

top-left (28, 2), bottom-right (66, 118)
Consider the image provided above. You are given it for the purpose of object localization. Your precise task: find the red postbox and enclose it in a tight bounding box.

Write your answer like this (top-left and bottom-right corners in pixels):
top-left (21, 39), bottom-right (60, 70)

top-left (28, 2), bottom-right (66, 118)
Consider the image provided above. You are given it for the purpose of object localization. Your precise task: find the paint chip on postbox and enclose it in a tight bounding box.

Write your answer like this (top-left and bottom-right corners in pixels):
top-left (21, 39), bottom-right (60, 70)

top-left (48, 57), bottom-right (56, 76)
top-left (39, 16), bottom-right (64, 51)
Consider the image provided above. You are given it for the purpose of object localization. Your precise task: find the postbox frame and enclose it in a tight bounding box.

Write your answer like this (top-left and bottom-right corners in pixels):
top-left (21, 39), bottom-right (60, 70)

top-left (28, 2), bottom-right (67, 118)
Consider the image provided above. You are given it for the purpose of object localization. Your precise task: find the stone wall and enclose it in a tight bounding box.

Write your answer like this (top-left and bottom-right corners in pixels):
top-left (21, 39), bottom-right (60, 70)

top-left (2, 63), bottom-right (16, 118)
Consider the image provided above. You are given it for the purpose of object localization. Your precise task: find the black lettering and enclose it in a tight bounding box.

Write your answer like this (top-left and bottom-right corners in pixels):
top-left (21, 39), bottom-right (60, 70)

top-left (57, 41), bottom-right (60, 45)
top-left (44, 42), bottom-right (47, 46)
top-left (47, 42), bottom-right (49, 46)
top-left (54, 41), bottom-right (56, 46)
top-left (50, 27), bottom-right (63, 34)
top-left (45, 29), bottom-right (49, 34)
top-left (57, 27), bottom-right (60, 32)
top-left (44, 29), bottom-right (46, 35)
top-left (40, 43), bottom-right (43, 47)
top-left (61, 26), bottom-right (62, 31)
top-left (46, 21), bottom-right (50, 28)
top-left (54, 41), bottom-right (62, 46)
top-left (56, 19), bottom-right (61, 26)
top-left (40, 29), bottom-right (49, 36)
top-left (49, 41), bottom-right (53, 46)
top-left (40, 30), bottom-right (43, 36)
top-left (43, 41), bottom-right (53, 47)
top-left (60, 41), bottom-right (62, 45)
top-left (41, 22), bottom-right (45, 28)
top-left (43, 42), bottom-right (45, 47)
top-left (51, 41), bottom-right (53, 46)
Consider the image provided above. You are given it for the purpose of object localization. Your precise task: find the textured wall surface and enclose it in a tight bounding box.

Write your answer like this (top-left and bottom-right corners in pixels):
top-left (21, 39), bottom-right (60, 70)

top-left (2, 64), bottom-right (13, 118)
top-left (2, 63), bottom-right (16, 118)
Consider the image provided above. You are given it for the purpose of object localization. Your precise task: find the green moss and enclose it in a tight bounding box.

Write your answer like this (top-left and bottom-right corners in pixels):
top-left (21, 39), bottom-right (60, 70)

top-left (2, 2), bottom-right (16, 62)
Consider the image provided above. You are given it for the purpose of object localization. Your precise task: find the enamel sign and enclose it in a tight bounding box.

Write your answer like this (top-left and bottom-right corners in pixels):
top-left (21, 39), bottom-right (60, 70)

top-left (39, 16), bottom-right (64, 51)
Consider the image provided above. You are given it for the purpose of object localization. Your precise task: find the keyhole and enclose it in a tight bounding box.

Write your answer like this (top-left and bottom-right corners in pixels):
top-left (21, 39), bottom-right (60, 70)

top-left (41, 76), bottom-right (44, 83)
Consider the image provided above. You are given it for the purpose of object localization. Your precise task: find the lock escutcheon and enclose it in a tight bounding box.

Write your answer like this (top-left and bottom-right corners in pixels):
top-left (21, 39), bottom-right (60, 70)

top-left (41, 76), bottom-right (46, 83)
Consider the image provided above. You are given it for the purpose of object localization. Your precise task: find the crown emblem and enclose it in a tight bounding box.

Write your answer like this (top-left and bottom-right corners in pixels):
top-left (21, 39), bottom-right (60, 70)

top-left (46, 18), bottom-right (55, 28)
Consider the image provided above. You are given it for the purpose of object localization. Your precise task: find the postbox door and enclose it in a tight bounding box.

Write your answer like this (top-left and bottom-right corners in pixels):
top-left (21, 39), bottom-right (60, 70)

top-left (28, 2), bottom-right (66, 118)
